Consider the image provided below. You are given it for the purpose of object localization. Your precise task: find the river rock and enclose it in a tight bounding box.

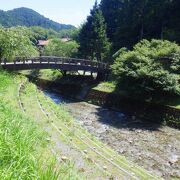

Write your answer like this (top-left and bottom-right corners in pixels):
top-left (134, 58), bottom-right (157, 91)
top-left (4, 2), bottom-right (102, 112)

top-left (61, 156), bottom-right (68, 161)
top-left (84, 120), bottom-right (92, 126)
top-left (83, 150), bottom-right (88, 154)
top-left (96, 126), bottom-right (107, 134)
top-left (136, 129), bottom-right (142, 133)
top-left (103, 166), bottom-right (107, 170)
top-left (169, 154), bottom-right (179, 164)
top-left (119, 149), bottom-right (124, 154)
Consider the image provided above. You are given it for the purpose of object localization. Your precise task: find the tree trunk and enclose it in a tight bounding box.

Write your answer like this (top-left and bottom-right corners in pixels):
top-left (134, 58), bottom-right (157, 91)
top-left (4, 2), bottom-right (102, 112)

top-left (96, 72), bottom-right (105, 81)
top-left (140, 21), bottom-right (144, 40)
top-left (160, 23), bottom-right (164, 39)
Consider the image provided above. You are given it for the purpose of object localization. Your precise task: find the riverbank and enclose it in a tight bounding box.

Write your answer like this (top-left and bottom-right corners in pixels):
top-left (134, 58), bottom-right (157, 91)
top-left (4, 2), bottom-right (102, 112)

top-left (17, 69), bottom-right (180, 178)
top-left (1, 69), bottom-right (157, 179)
top-left (64, 100), bottom-right (180, 179)
top-left (20, 69), bottom-right (180, 129)
top-left (0, 69), bottom-right (79, 179)
top-left (40, 86), bottom-right (180, 179)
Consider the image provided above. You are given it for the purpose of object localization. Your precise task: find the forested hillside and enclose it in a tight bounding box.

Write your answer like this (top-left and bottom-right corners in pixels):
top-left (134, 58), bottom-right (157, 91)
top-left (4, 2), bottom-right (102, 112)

top-left (0, 7), bottom-right (74, 31)
top-left (100, 0), bottom-right (180, 51)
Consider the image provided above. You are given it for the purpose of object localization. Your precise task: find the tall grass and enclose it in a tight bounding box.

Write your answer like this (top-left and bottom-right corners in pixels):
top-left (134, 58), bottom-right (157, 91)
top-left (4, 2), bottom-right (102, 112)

top-left (0, 69), bottom-right (79, 179)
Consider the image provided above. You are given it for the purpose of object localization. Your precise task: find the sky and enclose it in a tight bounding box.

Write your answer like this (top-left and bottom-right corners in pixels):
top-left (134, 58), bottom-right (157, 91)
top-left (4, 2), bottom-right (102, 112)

top-left (0, 0), bottom-right (100, 27)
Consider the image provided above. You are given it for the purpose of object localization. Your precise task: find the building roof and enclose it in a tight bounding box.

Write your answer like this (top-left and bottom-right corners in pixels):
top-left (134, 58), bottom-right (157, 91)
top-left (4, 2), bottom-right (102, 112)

top-left (37, 40), bottom-right (50, 46)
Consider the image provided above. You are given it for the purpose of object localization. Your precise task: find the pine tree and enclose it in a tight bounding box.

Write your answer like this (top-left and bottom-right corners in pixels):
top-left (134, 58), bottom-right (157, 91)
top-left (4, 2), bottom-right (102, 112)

top-left (100, 0), bottom-right (179, 51)
top-left (79, 1), bottom-right (110, 62)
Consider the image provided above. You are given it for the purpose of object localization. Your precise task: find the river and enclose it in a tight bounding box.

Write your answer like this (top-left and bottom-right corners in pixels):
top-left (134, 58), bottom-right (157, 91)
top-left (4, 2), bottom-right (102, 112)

top-left (42, 88), bottom-right (180, 179)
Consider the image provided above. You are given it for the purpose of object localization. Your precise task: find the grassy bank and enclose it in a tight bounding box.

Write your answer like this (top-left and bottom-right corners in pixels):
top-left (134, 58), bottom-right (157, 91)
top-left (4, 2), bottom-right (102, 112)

top-left (15, 69), bottom-right (159, 178)
top-left (0, 69), bottom-right (80, 179)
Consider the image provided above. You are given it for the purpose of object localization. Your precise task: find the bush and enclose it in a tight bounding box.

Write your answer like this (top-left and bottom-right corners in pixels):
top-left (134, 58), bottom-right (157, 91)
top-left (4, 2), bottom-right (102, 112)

top-left (112, 39), bottom-right (180, 99)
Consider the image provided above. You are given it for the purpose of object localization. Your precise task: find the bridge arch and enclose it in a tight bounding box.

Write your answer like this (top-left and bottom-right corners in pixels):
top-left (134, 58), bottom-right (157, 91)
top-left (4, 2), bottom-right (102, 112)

top-left (0, 56), bottom-right (109, 80)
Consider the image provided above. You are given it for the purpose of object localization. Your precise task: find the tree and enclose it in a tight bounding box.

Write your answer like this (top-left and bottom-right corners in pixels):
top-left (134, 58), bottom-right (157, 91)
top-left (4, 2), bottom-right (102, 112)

top-left (100, 0), bottom-right (180, 51)
top-left (112, 39), bottom-right (180, 99)
top-left (0, 27), bottom-right (38, 61)
top-left (43, 39), bottom-right (79, 58)
top-left (164, 0), bottom-right (180, 43)
top-left (78, 1), bottom-right (110, 62)
top-left (58, 28), bottom-right (79, 40)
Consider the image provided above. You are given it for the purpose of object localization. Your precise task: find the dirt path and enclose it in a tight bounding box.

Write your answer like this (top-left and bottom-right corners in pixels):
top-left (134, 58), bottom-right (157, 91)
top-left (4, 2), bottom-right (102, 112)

top-left (65, 102), bottom-right (180, 179)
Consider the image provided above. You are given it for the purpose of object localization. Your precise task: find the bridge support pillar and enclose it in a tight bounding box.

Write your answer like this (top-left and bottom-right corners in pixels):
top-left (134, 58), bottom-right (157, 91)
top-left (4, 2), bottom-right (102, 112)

top-left (96, 72), bottom-right (105, 81)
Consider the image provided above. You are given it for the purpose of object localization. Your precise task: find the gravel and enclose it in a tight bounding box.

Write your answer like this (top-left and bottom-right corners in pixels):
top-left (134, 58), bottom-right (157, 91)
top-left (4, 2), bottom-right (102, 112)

top-left (66, 101), bottom-right (180, 179)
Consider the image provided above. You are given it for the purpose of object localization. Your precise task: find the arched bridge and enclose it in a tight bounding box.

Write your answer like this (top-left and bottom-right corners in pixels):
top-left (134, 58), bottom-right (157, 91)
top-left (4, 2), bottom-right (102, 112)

top-left (0, 56), bottom-right (109, 80)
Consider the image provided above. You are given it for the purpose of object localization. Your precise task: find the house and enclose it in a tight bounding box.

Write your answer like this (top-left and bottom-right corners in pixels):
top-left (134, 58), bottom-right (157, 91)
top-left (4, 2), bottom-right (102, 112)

top-left (37, 40), bottom-right (50, 47)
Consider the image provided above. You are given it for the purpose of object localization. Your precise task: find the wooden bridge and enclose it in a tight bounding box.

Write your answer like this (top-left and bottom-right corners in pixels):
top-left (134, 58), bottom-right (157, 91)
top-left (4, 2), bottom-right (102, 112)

top-left (0, 56), bottom-right (109, 80)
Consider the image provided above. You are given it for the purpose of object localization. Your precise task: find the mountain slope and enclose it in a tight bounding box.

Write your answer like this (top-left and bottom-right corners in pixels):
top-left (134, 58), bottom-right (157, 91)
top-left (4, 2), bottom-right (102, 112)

top-left (0, 7), bottom-right (74, 31)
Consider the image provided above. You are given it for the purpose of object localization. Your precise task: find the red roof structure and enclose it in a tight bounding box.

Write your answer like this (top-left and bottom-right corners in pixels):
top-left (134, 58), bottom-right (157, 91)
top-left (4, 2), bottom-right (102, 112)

top-left (37, 40), bottom-right (50, 46)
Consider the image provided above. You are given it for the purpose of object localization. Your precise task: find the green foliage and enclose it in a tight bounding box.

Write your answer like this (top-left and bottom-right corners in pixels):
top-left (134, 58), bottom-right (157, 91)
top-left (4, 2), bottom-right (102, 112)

top-left (12, 26), bottom-right (78, 45)
top-left (0, 69), bottom-right (82, 179)
top-left (78, 1), bottom-right (111, 62)
top-left (100, 0), bottom-right (180, 51)
top-left (43, 39), bottom-right (79, 57)
top-left (170, 53), bottom-right (180, 73)
top-left (0, 70), bottom-right (59, 179)
top-left (0, 7), bottom-right (74, 31)
top-left (0, 27), bottom-right (39, 61)
top-left (93, 81), bottom-right (117, 93)
top-left (112, 39), bottom-right (180, 98)
top-left (112, 47), bottom-right (128, 60)
top-left (30, 26), bottom-right (60, 41)
top-left (59, 28), bottom-right (80, 40)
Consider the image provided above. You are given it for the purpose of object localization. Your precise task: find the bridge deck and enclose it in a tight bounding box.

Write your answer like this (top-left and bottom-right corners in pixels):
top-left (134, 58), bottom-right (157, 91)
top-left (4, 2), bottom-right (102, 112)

top-left (0, 56), bottom-right (108, 73)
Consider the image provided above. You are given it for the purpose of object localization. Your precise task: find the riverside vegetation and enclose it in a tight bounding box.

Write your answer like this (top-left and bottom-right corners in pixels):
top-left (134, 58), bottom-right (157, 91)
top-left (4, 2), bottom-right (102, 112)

top-left (0, 69), bottom-right (81, 179)
top-left (0, 69), bottom-right (159, 179)
top-left (0, 0), bottom-right (180, 178)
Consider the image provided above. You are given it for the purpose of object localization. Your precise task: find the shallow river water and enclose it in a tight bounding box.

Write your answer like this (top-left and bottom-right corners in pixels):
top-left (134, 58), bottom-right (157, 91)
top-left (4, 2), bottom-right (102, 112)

top-left (43, 89), bottom-right (180, 179)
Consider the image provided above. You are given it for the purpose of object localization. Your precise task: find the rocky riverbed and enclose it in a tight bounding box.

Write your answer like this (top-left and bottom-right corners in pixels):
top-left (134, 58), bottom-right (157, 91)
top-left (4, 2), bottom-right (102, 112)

top-left (65, 101), bottom-right (180, 179)
top-left (43, 89), bottom-right (180, 179)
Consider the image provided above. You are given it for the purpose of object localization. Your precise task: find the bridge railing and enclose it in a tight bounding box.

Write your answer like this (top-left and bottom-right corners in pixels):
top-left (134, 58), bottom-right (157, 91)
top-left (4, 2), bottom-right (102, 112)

top-left (1, 56), bottom-right (108, 70)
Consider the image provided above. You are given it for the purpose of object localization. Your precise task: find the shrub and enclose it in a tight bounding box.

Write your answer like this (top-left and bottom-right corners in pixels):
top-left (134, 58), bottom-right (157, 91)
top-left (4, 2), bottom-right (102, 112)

top-left (111, 39), bottom-right (180, 99)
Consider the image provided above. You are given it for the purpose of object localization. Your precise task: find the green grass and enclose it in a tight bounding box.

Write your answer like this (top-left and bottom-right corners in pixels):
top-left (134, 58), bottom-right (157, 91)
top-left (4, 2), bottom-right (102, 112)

top-left (162, 98), bottom-right (180, 109)
top-left (92, 81), bottom-right (116, 93)
top-left (14, 69), bottom-right (177, 177)
top-left (20, 82), bottom-right (109, 179)
top-left (0, 69), bottom-right (80, 179)
top-left (19, 69), bottom-right (62, 81)
top-left (16, 70), bottom-right (158, 179)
